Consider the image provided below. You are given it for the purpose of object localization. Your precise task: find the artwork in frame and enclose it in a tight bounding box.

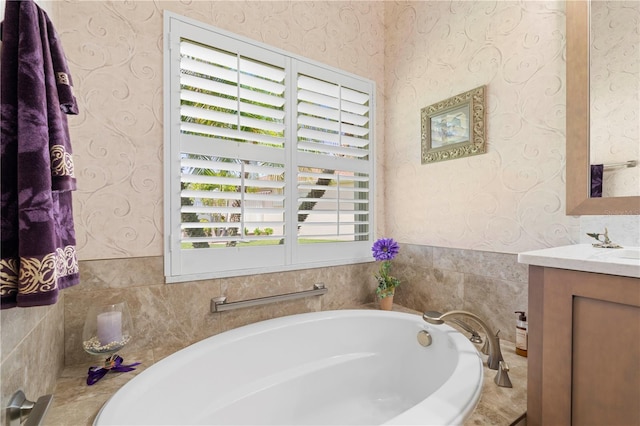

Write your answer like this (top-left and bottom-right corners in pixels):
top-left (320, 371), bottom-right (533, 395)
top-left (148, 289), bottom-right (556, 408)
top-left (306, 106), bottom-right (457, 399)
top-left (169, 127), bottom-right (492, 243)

top-left (421, 85), bottom-right (487, 164)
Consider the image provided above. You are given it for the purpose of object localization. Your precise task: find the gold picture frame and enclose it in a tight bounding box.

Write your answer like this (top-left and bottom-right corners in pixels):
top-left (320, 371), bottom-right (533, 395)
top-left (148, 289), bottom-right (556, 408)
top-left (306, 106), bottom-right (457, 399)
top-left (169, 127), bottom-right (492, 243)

top-left (421, 85), bottom-right (487, 164)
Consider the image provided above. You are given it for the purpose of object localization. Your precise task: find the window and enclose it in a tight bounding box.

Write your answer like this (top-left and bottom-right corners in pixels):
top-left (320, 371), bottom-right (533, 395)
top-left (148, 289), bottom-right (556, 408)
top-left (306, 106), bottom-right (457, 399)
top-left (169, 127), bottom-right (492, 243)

top-left (164, 13), bottom-right (375, 282)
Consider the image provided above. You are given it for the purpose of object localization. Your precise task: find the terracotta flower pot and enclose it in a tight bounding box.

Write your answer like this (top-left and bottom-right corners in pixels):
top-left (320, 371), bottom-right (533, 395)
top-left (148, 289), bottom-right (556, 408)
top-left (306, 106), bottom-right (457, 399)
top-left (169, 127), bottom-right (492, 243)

top-left (379, 293), bottom-right (394, 311)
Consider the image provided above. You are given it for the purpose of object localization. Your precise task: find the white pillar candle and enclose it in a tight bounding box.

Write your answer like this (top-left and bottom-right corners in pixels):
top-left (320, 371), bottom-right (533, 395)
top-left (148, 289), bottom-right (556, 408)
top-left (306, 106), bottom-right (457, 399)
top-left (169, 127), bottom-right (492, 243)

top-left (97, 311), bottom-right (122, 346)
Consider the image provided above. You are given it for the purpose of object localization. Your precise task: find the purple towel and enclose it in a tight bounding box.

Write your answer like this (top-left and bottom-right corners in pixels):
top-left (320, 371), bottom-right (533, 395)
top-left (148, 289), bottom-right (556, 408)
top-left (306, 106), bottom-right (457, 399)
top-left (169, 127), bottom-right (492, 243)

top-left (590, 164), bottom-right (603, 198)
top-left (1, 0), bottom-right (80, 309)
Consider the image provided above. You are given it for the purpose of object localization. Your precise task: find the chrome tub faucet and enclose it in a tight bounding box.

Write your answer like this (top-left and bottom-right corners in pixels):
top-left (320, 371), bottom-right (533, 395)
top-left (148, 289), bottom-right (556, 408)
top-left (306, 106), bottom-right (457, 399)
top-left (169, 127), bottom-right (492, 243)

top-left (423, 310), bottom-right (513, 388)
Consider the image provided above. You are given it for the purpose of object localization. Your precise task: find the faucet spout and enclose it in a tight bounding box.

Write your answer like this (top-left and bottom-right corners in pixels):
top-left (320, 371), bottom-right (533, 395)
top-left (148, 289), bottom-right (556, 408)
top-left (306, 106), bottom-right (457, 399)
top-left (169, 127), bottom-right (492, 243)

top-left (423, 310), bottom-right (512, 388)
top-left (422, 310), bottom-right (503, 370)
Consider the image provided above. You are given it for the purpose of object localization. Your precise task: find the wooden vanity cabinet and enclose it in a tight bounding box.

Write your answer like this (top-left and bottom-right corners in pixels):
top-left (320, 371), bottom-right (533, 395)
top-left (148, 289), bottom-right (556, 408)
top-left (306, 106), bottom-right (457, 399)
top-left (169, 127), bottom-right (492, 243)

top-left (527, 266), bottom-right (640, 426)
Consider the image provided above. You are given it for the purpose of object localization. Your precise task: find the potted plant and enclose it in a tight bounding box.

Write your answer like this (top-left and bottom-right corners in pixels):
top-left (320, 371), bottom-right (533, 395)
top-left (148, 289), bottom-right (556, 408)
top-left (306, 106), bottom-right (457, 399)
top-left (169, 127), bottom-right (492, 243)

top-left (372, 238), bottom-right (400, 310)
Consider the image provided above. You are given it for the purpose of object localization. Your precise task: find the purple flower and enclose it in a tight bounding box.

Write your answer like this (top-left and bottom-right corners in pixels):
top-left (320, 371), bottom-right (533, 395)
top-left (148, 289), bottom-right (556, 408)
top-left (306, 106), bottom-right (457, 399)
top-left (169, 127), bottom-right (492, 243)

top-left (372, 238), bottom-right (399, 261)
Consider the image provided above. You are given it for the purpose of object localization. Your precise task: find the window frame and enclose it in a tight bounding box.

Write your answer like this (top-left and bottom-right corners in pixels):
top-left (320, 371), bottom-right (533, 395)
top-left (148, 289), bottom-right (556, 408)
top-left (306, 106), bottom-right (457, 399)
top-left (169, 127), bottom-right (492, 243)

top-left (163, 12), bottom-right (376, 283)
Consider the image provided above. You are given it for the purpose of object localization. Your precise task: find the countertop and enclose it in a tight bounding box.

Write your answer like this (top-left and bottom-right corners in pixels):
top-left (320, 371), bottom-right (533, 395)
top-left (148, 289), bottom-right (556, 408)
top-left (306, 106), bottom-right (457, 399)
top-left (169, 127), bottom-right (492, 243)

top-left (44, 305), bottom-right (527, 425)
top-left (518, 243), bottom-right (640, 278)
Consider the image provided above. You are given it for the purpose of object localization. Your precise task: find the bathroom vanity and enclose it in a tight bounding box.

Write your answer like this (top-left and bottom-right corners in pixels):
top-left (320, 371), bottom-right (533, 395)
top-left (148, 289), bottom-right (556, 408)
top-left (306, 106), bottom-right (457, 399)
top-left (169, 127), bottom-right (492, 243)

top-left (519, 245), bottom-right (640, 425)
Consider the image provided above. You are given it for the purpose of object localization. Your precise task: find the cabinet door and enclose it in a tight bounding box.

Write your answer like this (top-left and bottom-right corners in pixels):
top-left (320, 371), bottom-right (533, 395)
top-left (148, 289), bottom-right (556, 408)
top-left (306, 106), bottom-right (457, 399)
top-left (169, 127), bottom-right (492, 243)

top-left (572, 296), bottom-right (640, 425)
top-left (528, 267), bottom-right (640, 426)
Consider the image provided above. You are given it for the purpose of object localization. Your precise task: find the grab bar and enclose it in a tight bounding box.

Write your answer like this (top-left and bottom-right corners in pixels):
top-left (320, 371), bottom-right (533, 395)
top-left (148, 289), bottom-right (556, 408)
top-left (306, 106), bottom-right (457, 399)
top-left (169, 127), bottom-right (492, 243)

top-left (211, 283), bottom-right (327, 313)
top-left (603, 160), bottom-right (637, 170)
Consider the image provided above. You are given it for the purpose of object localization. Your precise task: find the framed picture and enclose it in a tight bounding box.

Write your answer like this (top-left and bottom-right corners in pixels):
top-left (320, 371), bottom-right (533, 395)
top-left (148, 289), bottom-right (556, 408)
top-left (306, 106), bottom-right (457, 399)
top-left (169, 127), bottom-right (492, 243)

top-left (421, 85), bottom-right (487, 164)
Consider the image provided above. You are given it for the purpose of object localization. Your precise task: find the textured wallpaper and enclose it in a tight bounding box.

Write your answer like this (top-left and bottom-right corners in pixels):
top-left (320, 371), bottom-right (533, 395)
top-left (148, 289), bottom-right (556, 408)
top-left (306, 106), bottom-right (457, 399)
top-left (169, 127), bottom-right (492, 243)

top-left (384, 1), bottom-right (580, 253)
top-left (53, 0), bottom-right (600, 259)
top-left (53, 1), bottom-right (385, 260)
top-left (589, 0), bottom-right (639, 198)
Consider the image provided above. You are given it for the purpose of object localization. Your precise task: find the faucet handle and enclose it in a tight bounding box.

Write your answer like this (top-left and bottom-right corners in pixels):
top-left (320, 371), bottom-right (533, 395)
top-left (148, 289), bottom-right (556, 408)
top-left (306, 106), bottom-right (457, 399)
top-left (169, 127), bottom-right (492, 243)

top-left (7, 390), bottom-right (53, 426)
top-left (494, 360), bottom-right (513, 388)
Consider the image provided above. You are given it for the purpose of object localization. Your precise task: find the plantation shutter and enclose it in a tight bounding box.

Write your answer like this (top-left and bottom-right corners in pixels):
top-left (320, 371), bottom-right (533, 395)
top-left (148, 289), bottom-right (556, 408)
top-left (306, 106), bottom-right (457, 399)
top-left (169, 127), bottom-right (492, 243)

top-left (165, 14), bottom-right (375, 281)
top-left (293, 65), bottom-right (373, 264)
top-left (167, 20), bottom-right (289, 278)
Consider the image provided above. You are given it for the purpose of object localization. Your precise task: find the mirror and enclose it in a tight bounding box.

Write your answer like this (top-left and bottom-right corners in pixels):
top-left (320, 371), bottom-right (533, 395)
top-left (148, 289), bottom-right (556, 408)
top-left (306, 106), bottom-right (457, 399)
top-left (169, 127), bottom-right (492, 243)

top-left (589, 1), bottom-right (639, 198)
top-left (566, 1), bottom-right (640, 215)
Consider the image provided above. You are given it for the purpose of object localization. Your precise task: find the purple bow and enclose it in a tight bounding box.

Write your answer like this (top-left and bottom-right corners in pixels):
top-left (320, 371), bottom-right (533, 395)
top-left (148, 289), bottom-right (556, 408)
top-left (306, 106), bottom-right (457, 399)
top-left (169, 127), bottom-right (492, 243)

top-left (87, 354), bottom-right (140, 386)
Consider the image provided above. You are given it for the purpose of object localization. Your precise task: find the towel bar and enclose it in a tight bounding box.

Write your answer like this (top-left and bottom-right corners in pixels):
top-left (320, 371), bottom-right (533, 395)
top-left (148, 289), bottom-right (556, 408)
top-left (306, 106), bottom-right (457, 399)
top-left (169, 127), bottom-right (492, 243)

top-left (211, 283), bottom-right (327, 313)
top-left (603, 160), bottom-right (637, 170)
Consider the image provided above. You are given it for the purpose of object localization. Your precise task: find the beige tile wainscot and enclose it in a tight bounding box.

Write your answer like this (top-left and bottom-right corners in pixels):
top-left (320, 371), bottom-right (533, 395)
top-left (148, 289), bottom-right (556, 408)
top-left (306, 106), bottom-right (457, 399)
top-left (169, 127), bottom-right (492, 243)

top-left (44, 305), bottom-right (527, 426)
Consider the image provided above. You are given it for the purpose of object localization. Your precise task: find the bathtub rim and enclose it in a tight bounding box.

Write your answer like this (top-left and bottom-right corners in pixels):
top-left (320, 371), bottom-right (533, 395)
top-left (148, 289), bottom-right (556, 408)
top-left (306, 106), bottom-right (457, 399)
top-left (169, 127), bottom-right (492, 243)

top-left (94, 309), bottom-right (484, 426)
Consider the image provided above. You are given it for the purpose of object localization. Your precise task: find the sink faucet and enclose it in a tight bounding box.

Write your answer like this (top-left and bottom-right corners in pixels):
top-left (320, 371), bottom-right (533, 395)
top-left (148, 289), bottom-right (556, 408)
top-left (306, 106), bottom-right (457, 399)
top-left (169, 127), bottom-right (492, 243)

top-left (587, 227), bottom-right (623, 249)
top-left (423, 310), bottom-right (513, 388)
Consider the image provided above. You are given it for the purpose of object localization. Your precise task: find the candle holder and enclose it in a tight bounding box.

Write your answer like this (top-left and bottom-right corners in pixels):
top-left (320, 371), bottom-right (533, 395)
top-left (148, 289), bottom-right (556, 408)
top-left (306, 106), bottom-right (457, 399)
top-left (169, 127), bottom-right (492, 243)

top-left (82, 302), bottom-right (139, 385)
top-left (83, 302), bottom-right (133, 355)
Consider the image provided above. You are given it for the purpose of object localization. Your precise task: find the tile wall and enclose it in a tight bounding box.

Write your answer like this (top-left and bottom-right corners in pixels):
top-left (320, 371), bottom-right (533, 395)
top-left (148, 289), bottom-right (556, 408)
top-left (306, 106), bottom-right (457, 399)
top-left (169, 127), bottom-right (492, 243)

top-left (393, 244), bottom-right (529, 343)
top-left (66, 243), bottom-right (527, 367)
top-left (0, 300), bottom-right (65, 416)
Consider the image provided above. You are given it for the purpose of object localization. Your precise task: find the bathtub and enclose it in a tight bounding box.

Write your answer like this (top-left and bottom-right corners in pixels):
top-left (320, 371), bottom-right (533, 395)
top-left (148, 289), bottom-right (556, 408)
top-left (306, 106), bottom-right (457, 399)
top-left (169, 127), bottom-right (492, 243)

top-left (94, 310), bottom-right (483, 425)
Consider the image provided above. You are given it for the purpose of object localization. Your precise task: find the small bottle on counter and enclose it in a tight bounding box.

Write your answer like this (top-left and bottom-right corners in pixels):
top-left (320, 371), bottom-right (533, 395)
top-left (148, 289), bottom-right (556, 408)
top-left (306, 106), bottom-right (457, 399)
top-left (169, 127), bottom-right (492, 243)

top-left (514, 311), bottom-right (528, 357)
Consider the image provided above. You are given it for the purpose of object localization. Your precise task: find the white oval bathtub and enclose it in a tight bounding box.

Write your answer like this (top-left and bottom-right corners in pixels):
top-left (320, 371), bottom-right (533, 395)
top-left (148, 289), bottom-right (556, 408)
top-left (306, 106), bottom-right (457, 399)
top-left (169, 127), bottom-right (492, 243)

top-left (94, 310), bottom-right (483, 425)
